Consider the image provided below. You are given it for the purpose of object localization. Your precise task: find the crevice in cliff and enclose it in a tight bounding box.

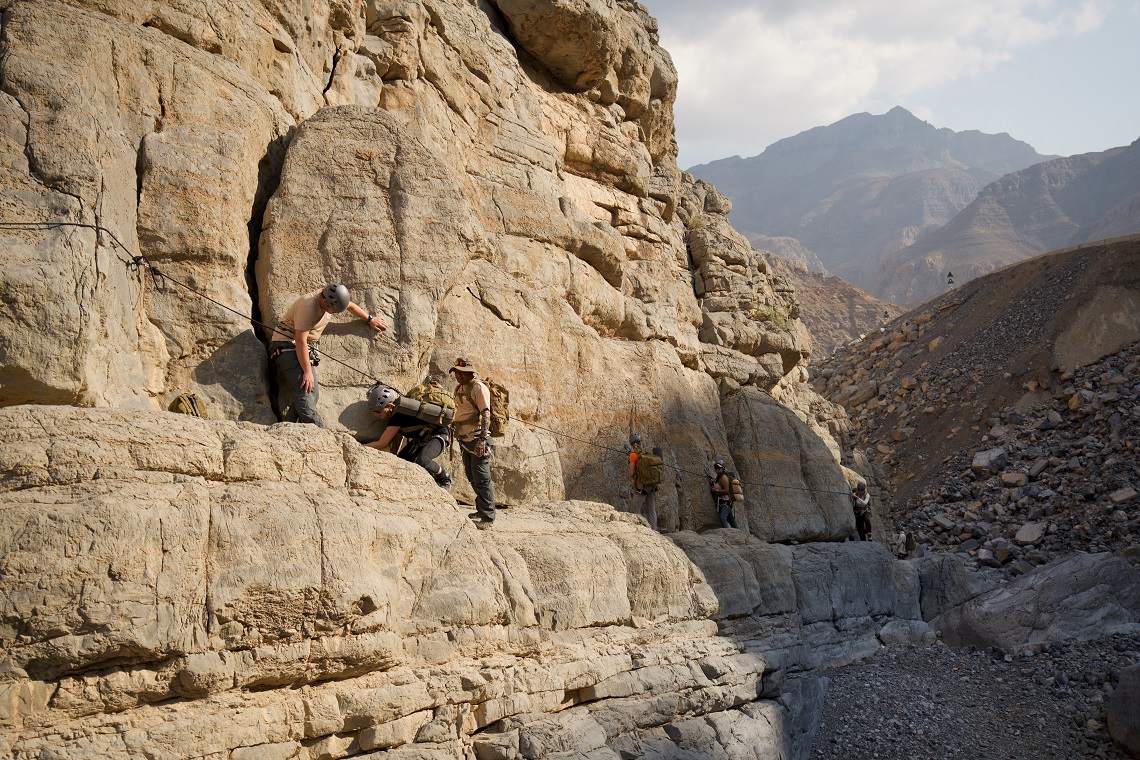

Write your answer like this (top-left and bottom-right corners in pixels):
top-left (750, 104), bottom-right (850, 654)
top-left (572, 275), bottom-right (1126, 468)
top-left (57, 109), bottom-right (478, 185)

top-left (322, 48), bottom-right (342, 99)
top-left (202, 498), bottom-right (216, 642)
top-left (247, 131), bottom-right (291, 419)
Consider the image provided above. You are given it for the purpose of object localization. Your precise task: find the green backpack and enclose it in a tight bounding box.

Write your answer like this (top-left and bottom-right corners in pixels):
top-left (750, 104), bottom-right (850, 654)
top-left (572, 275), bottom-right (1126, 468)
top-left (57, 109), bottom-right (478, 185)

top-left (168, 392), bottom-right (208, 418)
top-left (636, 453), bottom-right (665, 487)
top-left (393, 383), bottom-right (455, 435)
top-left (484, 378), bottom-right (510, 437)
top-left (457, 378), bottom-right (510, 437)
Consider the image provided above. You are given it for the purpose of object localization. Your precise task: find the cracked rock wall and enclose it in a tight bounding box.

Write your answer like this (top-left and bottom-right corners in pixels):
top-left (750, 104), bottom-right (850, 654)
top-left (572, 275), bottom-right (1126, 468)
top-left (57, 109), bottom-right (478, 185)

top-left (0, 0), bottom-right (862, 536)
top-left (0, 406), bottom-right (924, 759)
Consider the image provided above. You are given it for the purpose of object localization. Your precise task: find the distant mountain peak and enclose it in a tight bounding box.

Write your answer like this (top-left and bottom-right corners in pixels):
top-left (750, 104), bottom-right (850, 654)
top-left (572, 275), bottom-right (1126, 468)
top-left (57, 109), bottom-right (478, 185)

top-left (687, 110), bottom-right (1054, 294)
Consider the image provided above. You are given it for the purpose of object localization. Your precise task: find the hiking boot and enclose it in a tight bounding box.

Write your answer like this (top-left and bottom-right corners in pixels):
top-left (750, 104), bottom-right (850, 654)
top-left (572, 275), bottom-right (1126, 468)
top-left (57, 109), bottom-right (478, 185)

top-left (435, 467), bottom-right (452, 489)
top-left (468, 512), bottom-right (494, 528)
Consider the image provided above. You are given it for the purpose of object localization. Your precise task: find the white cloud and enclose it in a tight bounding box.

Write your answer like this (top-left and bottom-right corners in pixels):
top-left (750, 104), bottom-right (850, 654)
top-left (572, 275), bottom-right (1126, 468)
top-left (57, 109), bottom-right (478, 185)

top-left (655, 0), bottom-right (1112, 166)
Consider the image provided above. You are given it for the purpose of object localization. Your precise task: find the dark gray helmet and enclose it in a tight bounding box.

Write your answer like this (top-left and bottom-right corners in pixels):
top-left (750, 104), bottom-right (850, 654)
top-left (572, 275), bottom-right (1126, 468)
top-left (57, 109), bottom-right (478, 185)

top-left (629, 433), bottom-right (642, 445)
top-left (714, 459), bottom-right (725, 469)
top-left (323, 283), bottom-right (350, 313)
top-left (367, 384), bottom-right (398, 411)
top-left (856, 482), bottom-right (867, 491)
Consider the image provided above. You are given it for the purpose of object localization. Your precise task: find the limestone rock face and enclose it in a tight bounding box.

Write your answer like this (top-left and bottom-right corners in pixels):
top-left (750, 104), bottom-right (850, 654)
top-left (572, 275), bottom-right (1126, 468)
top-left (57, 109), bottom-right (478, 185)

top-left (721, 388), bottom-right (852, 542)
top-left (672, 531), bottom-right (922, 675)
top-left (0, 406), bottom-right (918, 759)
top-left (0, 0), bottom-right (295, 420)
top-left (0, 1), bottom-right (895, 752)
top-left (0, 0), bottom-right (859, 538)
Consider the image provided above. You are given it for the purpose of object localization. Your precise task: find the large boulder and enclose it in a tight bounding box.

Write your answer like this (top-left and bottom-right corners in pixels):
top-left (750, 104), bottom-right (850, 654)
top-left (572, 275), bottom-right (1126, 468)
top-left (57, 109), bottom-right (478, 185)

top-left (722, 388), bottom-right (852, 543)
top-left (931, 553), bottom-right (1140, 649)
top-left (1107, 664), bottom-right (1140, 758)
top-left (913, 554), bottom-right (975, 621)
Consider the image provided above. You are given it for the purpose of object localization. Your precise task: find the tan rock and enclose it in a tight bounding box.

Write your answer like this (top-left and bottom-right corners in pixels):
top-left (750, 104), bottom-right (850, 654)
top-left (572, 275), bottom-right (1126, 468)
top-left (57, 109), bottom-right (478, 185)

top-left (1014, 521), bottom-right (1047, 546)
top-left (1110, 488), bottom-right (1138, 504)
top-left (0, 401), bottom-right (922, 758)
top-left (722, 388), bottom-right (852, 542)
top-left (0, 1), bottom-right (294, 420)
top-left (1000, 472), bottom-right (1028, 488)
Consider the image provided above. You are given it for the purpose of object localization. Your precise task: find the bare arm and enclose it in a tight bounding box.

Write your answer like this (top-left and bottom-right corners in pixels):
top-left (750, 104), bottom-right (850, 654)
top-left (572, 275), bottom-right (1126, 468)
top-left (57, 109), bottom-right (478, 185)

top-left (347, 301), bottom-right (387, 331)
top-left (711, 473), bottom-right (730, 495)
top-left (366, 424), bottom-right (402, 451)
top-left (296, 330), bottom-right (315, 393)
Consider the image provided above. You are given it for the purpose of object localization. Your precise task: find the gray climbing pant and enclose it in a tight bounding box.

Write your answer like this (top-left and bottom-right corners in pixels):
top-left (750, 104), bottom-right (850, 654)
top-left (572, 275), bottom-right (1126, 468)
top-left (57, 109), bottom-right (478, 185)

top-left (460, 438), bottom-right (496, 521)
top-left (270, 342), bottom-right (323, 427)
top-left (633, 487), bottom-right (658, 531)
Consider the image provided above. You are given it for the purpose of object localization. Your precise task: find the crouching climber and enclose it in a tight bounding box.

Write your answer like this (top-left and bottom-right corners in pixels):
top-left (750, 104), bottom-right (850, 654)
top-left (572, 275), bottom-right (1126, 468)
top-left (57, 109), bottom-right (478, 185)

top-left (851, 482), bottom-right (872, 541)
top-left (364, 380), bottom-right (453, 489)
top-left (268, 283), bottom-right (386, 426)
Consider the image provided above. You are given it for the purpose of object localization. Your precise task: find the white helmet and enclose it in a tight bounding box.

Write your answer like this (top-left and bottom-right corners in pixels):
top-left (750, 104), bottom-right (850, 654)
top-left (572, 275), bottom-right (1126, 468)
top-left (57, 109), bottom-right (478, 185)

top-left (323, 283), bottom-right (350, 313)
top-left (367, 384), bottom-right (398, 411)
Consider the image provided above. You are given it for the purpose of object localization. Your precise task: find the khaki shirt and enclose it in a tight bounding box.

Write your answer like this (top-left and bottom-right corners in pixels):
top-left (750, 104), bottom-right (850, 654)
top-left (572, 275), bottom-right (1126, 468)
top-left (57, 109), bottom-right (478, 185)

top-left (453, 380), bottom-right (490, 439)
top-left (270, 290), bottom-right (330, 343)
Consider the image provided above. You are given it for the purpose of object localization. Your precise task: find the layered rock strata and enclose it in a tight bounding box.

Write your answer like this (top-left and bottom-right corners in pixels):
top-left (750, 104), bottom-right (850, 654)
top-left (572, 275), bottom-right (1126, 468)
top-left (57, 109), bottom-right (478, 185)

top-left (0, 1), bottom-right (904, 756)
top-left (0, 406), bottom-right (924, 758)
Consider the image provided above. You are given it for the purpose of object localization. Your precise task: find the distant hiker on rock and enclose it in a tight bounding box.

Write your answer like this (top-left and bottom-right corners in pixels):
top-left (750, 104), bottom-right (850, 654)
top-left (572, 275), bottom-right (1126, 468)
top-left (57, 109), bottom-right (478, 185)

top-left (450, 358), bottom-right (496, 526)
top-left (889, 530), bottom-right (907, 558)
top-left (628, 434), bottom-right (662, 531)
top-left (364, 378), bottom-right (453, 489)
top-left (268, 283), bottom-right (386, 427)
top-left (851, 482), bottom-right (872, 541)
top-left (710, 459), bottom-right (739, 529)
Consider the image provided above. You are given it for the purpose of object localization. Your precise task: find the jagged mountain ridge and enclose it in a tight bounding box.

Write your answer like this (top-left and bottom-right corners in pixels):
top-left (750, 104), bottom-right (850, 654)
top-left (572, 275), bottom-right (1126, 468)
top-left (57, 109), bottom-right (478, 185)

top-left (688, 106), bottom-right (1053, 288)
top-left (875, 139), bottom-right (1140, 305)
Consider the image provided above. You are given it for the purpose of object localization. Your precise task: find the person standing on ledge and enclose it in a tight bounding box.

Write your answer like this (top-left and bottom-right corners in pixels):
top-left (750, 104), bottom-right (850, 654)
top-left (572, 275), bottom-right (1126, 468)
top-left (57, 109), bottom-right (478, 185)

top-left (450, 358), bottom-right (496, 526)
top-left (710, 459), bottom-right (739, 529)
top-left (268, 283), bottom-right (386, 426)
top-left (851, 482), bottom-right (873, 541)
top-left (627, 433), bottom-right (660, 532)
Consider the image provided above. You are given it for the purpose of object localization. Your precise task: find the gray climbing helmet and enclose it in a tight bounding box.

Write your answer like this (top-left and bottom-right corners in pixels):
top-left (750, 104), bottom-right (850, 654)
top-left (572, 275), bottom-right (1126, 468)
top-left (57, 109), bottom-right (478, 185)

top-left (629, 433), bottom-right (643, 445)
top-left (367, 384), bottom-right (398, 411)
top-left (714, 459), bottom-right (725, 469)
top-left (323, 283), bottom-right (350, 313)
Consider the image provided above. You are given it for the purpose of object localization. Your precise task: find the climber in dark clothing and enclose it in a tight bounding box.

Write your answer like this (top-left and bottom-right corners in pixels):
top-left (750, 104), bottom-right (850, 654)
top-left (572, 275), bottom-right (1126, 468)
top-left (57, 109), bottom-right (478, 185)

top-left (364, 384), bottom-right (452, 489)
top-left (710, 459), bottom-right (739, 529)
top-left (851, 482), bottom-right (872, 541)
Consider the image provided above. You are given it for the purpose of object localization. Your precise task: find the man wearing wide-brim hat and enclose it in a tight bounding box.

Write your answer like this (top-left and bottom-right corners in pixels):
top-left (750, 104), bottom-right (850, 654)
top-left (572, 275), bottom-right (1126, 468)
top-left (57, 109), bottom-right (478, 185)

top-left (450, 358), bottom-right (496, 525)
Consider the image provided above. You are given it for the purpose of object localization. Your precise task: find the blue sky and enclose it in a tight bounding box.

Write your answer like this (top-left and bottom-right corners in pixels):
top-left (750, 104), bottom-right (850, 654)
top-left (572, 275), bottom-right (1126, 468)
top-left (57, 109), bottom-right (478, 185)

top-left (645, 0), bottom-right (1140, 168)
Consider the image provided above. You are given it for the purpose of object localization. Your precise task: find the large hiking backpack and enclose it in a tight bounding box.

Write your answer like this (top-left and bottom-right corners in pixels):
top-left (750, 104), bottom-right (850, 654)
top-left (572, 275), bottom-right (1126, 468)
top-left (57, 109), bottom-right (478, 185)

top-left (406, 383), bottom-right (454, 422)
top-left (484, 379), bottom-right (510, 437)
top-left (168, 392), bottom-right (208, 418)
top-left (729, 473), bottom-right (745, 503)
top-left (456, 379), bottom-right (510, 437)
top-left (393, 385), bottom-right (455, 429)
top-left (636, 452), bottom-right (665, 487)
